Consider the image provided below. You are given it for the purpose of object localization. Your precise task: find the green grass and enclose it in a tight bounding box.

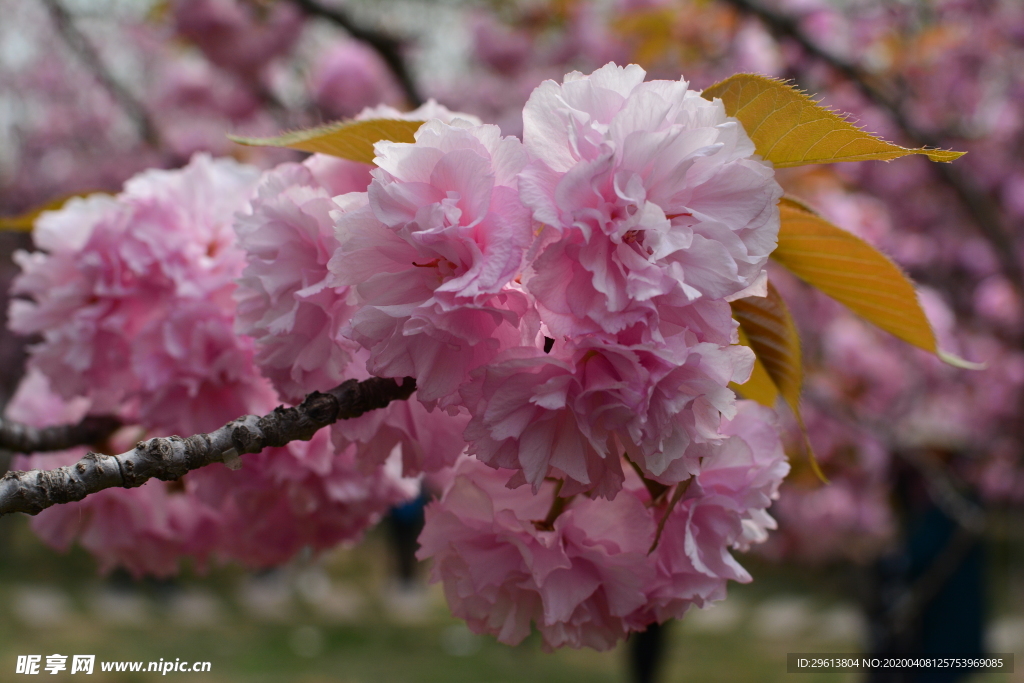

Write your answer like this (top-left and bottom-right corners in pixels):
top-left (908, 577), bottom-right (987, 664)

top-left (0, 513), bottom-right (1016, 683)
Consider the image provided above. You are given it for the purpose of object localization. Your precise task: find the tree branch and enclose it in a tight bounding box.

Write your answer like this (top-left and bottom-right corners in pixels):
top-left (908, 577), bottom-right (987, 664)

top-left (0, 414), bottom-right (121, 455)
top-left (803, 386), bottom-right (987, 534)
top-left (41, 0), bottom-right (160, 147)
top-left (291, 0), bottom-right (424, 108)
top-left (720, 0), bottom-right (1024, 299)
top-left (0, 376), bottom-right (415, 518)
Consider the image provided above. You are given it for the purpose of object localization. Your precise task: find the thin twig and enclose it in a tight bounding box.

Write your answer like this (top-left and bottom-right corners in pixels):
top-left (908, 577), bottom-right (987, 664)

top-left (41, 0), bottom-right (160, 147)
top-left (650, 479), bottom-right (691, 553)
top-left (720, 0), bottom-right (1024, 298)
top-left (533, 479), bottom-right (572, 531)
top-left (0, 376), bottom-right (415, 518)
top-left (290, 0), bottom-right (424, 107)
top-left (0, 415), bottom-right (120, 455)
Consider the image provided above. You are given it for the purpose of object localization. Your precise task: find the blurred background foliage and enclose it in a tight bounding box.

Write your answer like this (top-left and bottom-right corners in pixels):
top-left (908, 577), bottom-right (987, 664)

top-left (2, 0), bottom-right (1024, 680)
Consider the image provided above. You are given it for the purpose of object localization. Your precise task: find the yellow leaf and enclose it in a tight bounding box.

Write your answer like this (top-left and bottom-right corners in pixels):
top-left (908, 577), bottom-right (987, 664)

top-left (731, 281), bottom-right (802, 414)
top-left (229, 118), bottom-right (425, 164)
top-left (732, 281), bottom-right (827, 482)
top-left (730, 327), bottom-right (779, 408)
top-left (774, 199), bottom-right (984, 370)
top-left (0, 192), bottom-right (101, 232)
top-left (701, 74), bottom-right (964, 167)
top-left (775, 200), bottom-right (937, 350)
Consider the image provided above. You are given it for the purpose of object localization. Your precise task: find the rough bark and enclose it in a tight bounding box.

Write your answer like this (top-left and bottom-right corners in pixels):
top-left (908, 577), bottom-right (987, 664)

top-left (0, 376), bottom-right (415, 518)
top-left (0, 415), bottom-right (121, 455)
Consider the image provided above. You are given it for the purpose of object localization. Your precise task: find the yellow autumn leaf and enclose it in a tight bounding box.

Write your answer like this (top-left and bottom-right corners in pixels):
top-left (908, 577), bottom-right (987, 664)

top-left (731, 281), bottom-right (802, 415)
top-left (773, 199), bottom-right (980, 370)
top-left (731, 281), bottom-right (827, 482)
top-left (731, 327), bottom-right (779, 408)
top-left (229, 118), bottom-right (425, 165)
top-left (701, 74), bottom-right (964, 167)
top-left (0, 192), bottom-right (101, 232)
top-left (775, 198), bottom-right (933, 349)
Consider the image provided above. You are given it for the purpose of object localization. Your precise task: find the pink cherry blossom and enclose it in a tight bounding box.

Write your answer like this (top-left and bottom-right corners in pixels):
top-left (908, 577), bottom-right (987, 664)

top-left (187, 428), bottom-right (416, 568)
top-left (233, 157), bottom-right (471, 474)
top-left (24, 466), bottom-right (223, 578)
top-left (329, 119), bottom-right (535, 407)
top-left (331, 350), bottom-right (471, 476)
top-left (311, 41), bottom-right (405, 120)
top-left (9, 154), bottom-right (261, 421)
top-left (421, 401), bottom-right (785, 650)
top-left (460, 332), bottom-right (753, 498)
top-left (171, 0), bottom-right (303, 77)
top-left (637, 401), bottom-right (789, 622)
top-left (8, 370), bottom-right (221, 578)
top-left (519, 63), bottom-right (782, 340)
top-left (417, 456), bottom-right (655, 651)
top-left (9, 365), bottom-right (415, 575)
top-left (234, 160), bottom-right (365, 404)
top-left (7, 153), bottom-right (435, 575)
top-left (132, 298), bottom-right (278, 435)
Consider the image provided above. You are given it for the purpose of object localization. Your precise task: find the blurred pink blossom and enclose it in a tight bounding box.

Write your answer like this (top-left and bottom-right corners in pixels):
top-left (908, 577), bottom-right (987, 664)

top-left (171, 0), bottom-right (303, 77)
top-left (470, 14), bottom-right (533, 76)
top-left (10, 155), bottom-right (262, 422)
top-left (311, 41), bottom-right (404, 119)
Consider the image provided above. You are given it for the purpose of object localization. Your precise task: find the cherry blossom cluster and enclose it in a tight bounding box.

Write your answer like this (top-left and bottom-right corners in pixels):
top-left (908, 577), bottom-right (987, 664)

top-left (10, 64), bottom-right (789, 648)
top-left (231, 63), bottom-right (788, 647)
top-left (583, 0), bottom-right (1024, 564)
top-left (420, 402), bottom-right (786, 650)
top-left (7, 154), bottom-right (415, 576)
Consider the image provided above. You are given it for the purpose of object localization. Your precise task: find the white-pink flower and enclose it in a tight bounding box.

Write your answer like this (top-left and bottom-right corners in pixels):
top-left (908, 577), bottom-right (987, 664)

top-left (418, 456), bottom-right (655, 651)
top-left (329, 119), bottom-right (535, 407)
top-left (354, 100), bottom-right (483, 127)
top-left (235, 160), bottom-right (367, 404)
top-left (519, 63), bottom-right (782, 340)
top-left (460, 331), bottom-right (754, 498)
top-left (331, 350), bottom-right (471, 476)
top-left (638, 402), bottom-right (788, 622)
top-left (187, 428), bottom-right (416, 568)
top-left (10, 154), bottom-right (261, 421)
